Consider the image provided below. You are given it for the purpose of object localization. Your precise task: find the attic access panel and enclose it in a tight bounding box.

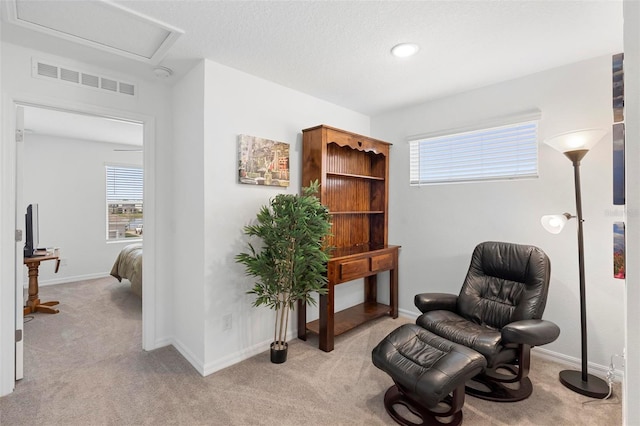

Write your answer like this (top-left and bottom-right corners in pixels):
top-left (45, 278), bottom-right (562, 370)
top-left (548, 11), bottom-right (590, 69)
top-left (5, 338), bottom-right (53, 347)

top-left (6, 0), bottom-right (183, 64)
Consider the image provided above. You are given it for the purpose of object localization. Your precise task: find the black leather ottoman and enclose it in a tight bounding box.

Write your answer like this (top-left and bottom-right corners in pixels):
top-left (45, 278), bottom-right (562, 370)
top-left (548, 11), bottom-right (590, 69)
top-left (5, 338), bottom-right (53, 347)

top-left (372, 324), bottom-right (487, 426)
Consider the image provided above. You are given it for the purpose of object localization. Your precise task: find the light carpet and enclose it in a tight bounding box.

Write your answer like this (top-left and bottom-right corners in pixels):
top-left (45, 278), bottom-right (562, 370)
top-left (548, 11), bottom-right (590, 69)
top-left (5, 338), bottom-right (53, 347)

top-left (0, 277), bottom-right (622, 425)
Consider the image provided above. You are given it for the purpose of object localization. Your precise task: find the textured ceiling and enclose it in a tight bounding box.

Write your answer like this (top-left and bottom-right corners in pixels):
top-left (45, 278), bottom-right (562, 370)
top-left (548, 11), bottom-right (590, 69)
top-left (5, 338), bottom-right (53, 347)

top-left (1, 1), bottom-right (624, 116)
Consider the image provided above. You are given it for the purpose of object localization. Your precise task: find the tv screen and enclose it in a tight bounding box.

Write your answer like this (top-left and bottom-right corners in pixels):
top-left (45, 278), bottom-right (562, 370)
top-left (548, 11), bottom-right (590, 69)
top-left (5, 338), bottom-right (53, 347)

top-left (23, 203), bottom-right (40, 258)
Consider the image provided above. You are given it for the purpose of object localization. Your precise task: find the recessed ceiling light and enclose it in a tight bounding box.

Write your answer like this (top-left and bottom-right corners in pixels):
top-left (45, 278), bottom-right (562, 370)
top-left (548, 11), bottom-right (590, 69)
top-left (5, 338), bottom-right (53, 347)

top-left (391, 43), bottom-right (419, 58)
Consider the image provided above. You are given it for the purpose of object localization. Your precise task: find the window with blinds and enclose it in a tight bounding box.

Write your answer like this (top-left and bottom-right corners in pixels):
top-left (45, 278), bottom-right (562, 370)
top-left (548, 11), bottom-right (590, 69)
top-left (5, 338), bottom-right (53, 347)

top-left (106, 165), bottom-right (143, 240)
top-left (409, 120), bottom-right (539, 185)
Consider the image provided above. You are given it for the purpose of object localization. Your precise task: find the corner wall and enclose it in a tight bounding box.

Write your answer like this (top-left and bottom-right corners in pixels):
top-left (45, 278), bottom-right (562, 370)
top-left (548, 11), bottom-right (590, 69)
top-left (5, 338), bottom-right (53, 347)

top-left (371, 55), bottom-right (624, 370)
top-left (199, 59), bottom-right (370, 373)
top-left (169, 61), bottom-right (206, 368)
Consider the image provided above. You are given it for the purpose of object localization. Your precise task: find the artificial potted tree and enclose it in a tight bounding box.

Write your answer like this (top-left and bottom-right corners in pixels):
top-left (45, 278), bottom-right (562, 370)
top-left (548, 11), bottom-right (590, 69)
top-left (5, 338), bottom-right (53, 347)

top-left (236, 181), bottom-right (331, 363)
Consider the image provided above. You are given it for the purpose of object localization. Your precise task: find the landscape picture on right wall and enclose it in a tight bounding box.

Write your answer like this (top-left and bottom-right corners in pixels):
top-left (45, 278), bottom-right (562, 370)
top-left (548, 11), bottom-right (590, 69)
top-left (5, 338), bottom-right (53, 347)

top-left (613, 53), bottom-right (624, 123)
top-left (613, 123), bottom-right (625, 205)
top-left (614, 222), bottom-right (625, 279)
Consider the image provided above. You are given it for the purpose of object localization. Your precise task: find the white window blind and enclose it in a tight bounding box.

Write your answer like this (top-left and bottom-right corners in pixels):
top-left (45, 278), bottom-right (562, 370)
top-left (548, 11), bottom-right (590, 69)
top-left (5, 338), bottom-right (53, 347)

top-left (106, 165), bottom-right (143, 240)
top-left (409, 121), bottom-right (539, 185)
top-left (106, 166), bottom-right (143, 201)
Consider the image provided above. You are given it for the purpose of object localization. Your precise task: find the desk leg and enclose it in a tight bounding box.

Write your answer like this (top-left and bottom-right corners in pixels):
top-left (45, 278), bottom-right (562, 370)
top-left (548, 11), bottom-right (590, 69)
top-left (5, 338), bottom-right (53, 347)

top-left (25, 262), bottom-right (40, 310)
top-left (24, 261), bottom-right (59, 315)
top-left (365, 275), bottom-right (377, 304)
top-left (390, 268), bottom-right (398, 319)
top-left (319, 282), bottom-right (334, 352)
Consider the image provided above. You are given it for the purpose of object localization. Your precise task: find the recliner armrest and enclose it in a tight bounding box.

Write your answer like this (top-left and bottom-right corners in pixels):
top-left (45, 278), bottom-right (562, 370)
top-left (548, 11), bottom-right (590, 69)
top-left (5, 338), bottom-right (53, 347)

top-left (414, 293), bottom-right (458, 313)
top-left (501, 319), bottom-right (560, 347)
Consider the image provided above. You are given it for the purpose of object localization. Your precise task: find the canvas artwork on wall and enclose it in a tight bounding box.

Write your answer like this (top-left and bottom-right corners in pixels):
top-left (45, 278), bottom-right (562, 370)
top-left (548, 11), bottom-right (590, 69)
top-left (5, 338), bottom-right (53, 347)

top-left (613, 123), bottom-right (625, 205)
top-left (613, 222), bottom-right (625, 279)
top-left (237, 135), bottom-right (290, 187)
top-left (612, 53), bottom-right (624, 123)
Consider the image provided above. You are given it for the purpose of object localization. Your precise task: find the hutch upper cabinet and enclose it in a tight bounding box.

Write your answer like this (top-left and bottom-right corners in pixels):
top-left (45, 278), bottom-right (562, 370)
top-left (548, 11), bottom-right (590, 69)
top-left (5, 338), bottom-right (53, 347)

top-left (298, 125), bottom-right (399, 352)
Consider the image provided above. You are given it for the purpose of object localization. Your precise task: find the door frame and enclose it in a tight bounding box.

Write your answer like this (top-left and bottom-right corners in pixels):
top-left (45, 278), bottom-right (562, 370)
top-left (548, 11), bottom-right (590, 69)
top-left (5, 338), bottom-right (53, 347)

top-left (1, 94), bottom-right (157, 395)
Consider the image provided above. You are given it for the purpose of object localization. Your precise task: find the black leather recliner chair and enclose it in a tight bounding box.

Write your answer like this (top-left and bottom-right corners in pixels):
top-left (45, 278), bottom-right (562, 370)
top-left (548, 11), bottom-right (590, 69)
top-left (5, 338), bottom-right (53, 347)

top-left (414, 241), bottom-right (561, 402)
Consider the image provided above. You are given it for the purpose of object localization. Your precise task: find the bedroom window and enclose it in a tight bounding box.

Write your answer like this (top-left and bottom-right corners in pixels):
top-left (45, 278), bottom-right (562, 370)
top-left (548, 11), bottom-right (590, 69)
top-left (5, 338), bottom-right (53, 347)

top-left (106, 165), bottom-right (143, 241)
top-left (409, 116), bottom-right (540, 185)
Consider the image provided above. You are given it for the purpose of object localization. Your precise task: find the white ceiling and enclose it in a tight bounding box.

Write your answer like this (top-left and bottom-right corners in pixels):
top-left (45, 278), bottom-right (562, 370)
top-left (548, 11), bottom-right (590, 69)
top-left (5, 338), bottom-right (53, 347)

top-left (22, 106), bottom-right (143, 146)
top-left (2, 1), bottom-right (624, 118)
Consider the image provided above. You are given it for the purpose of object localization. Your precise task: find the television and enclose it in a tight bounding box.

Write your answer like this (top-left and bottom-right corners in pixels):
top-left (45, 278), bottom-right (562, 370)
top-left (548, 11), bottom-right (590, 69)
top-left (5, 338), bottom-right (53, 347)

top-left (23, 203), bottom-right (40, 258)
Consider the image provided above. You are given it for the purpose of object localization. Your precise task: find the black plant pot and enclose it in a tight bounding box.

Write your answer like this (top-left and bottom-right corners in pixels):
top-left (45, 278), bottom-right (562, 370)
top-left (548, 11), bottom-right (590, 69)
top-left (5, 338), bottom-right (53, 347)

top-left (270, 341), bottom-right (288, 364)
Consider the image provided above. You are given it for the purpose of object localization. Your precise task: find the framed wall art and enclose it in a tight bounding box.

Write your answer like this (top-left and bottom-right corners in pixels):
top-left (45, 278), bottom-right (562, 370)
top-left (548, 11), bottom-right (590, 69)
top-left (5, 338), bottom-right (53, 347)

top-left (613, 123), bottom-right (625, 205)
top-left (237, 134), bottom-right (290, 187)
top-left (612, 53), bottom-right (624, 123)
top-left (613, 222), bottom-right (625, 279)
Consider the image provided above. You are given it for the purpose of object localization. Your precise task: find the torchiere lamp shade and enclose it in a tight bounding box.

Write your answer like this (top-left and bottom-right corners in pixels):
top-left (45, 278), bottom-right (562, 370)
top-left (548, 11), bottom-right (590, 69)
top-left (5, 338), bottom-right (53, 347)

top-left (544, 128), bottom-right (606, 154)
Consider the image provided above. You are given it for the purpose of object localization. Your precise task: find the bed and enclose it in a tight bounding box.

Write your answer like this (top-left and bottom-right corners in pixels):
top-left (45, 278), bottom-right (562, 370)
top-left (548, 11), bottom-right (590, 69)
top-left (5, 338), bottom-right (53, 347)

top-left (110, 243), bottom-right (143, 297)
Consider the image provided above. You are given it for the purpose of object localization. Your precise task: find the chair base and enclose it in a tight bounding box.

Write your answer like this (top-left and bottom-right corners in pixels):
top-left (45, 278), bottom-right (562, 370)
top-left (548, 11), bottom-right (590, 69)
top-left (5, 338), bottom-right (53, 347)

top-left (465, 374), bottom-right (532, 402)
top-left (383, 385), bottom-right (463, 426)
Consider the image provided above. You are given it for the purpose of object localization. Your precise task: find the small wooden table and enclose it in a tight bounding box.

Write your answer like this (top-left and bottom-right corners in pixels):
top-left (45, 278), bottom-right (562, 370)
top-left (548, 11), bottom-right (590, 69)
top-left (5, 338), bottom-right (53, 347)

top-left (23, 252), bottom-right (61, 315)
top-left (298, 244), bottom-right (400, 352)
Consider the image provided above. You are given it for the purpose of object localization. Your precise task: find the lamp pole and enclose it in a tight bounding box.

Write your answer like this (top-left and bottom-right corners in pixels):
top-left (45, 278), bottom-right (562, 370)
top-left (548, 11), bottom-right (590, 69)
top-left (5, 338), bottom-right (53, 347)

top-left (559, 150), bottom-right (609, 398)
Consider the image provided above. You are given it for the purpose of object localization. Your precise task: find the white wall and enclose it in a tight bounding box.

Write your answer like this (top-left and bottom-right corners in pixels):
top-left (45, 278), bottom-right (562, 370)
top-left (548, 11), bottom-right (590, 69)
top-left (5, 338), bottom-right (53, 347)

top-left (371, 55), bottom-right (624, 370)
top-left (1, 41), bottom-right (173, 395)
top-left (623, 1), bottom-right (640, 422)
top-left (22, 133), bottom-right (143, 284)
top-left (169, 60), bottom-right (206, 369)
top-left (198, 59), bottom-right (370, 374)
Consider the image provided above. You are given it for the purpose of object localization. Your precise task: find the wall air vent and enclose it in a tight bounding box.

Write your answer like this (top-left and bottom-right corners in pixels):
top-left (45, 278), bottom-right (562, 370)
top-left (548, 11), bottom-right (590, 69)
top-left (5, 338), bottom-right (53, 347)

top-left (101, 78), bottom-right (118, 92)
top-left (119, 83), bottom-right (136, 96)
top-left (81, 73), bottom-right (100, 88)
top-left (32, 58), bottom-right (137, 98)
top-left (37, 62), bottom-right (58, 79)
top-left (60, 68), bottom-right (80, 84)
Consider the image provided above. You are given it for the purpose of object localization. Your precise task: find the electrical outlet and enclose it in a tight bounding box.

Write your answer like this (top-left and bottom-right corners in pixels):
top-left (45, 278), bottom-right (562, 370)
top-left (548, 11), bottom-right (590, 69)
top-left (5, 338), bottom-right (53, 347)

top-left (223, 313), bottom-right (232, 331)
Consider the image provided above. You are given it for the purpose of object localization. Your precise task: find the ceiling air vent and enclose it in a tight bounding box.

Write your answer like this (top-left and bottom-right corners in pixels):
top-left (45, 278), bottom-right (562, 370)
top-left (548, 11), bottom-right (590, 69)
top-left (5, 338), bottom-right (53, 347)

top-left (31, 58), bottom-right (137, 98)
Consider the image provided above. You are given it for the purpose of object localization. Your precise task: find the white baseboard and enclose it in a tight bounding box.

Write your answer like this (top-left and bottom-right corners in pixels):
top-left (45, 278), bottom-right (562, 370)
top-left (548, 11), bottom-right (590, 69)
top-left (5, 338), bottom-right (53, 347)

top-left (533, 346), bottom-right (624, 382)
top-left (152, 337), bottom-right (173, 351)
top-left (164, 310), bottom-right (624, 386)
top-left (398, 308), bottom-right (419, 320)
top-left (170, 336), bottom-right (206, 376)
top-left (30, 272), bottom-right (112, 287)
top-left (202, 330), bottom-right (297, 377)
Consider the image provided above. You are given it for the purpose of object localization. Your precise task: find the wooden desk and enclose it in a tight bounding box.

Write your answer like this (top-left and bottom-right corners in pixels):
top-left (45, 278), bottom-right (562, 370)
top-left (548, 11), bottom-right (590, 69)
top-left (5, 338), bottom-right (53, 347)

top-left (23, 252), bottom-right (61, 315)
top-left (297, 244), bottom-right (399, 352)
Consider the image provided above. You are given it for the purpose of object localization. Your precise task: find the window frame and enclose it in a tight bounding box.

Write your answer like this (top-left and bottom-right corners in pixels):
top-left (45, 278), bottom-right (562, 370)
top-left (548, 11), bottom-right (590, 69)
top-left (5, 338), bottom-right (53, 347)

top-left (105, 164), bottom-right (144, 242)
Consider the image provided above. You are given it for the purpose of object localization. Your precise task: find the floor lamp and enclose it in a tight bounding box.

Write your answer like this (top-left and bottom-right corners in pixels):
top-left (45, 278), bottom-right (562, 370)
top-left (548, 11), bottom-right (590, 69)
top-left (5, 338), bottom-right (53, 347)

top-left (541, 128), bottom-right (609, 398)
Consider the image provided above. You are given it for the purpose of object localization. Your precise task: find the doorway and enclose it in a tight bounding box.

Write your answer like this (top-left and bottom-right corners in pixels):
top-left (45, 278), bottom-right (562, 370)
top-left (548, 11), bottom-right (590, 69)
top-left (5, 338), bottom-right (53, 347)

top-left (2, 98), bottom-right (157, 392)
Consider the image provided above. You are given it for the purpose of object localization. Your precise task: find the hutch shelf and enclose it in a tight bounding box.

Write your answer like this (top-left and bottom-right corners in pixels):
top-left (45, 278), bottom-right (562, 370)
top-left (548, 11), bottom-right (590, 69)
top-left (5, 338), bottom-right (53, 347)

top-left (297, 125), bottom-right (400, 352)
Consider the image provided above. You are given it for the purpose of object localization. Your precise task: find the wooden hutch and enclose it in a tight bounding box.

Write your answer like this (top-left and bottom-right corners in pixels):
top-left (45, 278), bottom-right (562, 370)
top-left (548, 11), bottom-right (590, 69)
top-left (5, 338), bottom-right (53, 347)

top-left (297, 125), bottom-right (400, 352)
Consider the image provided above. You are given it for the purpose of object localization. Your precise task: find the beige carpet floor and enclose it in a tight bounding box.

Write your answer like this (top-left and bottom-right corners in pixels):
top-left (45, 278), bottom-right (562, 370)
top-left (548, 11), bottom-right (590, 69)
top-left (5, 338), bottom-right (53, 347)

top-left (0, 277), bottom-right (622, 425)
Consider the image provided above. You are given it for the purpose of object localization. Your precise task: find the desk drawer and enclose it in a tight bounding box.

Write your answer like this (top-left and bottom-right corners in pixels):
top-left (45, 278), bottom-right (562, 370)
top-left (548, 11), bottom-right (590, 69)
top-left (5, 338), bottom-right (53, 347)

top-left (340, 258), bottom-right (369, 282)
top-left (371, 253), bottom-right (394, 272)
